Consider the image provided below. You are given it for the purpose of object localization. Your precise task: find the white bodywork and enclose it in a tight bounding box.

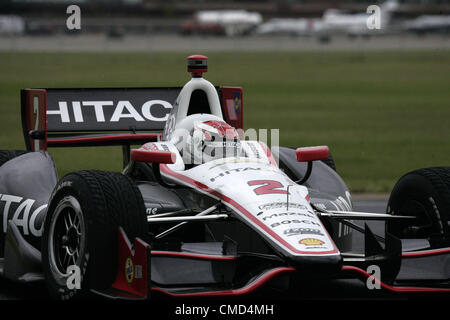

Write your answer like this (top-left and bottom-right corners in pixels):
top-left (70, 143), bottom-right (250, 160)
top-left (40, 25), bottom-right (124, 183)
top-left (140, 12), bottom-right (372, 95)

top-left (143, 140), bottom-right (339, 257)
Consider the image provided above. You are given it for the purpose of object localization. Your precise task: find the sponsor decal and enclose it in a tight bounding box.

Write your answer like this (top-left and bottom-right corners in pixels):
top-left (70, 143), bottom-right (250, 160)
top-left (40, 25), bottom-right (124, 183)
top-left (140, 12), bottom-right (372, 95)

top-left (261, 211), bottom-right (315, 221)
top-left (125, 257), bottom-right (134, 284)
top-left (248, 180), bottom-right (288, 195)
top-left (258, 202), bottom-right (307, 211)
top-left (48, 99), bottom-right (172, 124)
top-left (163, 112), bottom-right (177, 138)
top-left (206, 141), bottom-right (240, 148)
top-left (284, 228), bottom-right (324, 236)
top-left (247, 142), bottom-right (261, 159)
top-left (135, 265), bottom-right (143, 279)
top-left (299, 238), bottom-right (324, 246)
top-left (208, 158), bottom-right (270, 170)
top-left (0, 194), bottom-right (47, 237)
top-left (146, 207), bottom-right (158, 215)
top-left (210, 167), bottom-right (262, 182)
top-left (270, 219), bottom-right (321, 228)
top-left (141, 143), bottom-right (159, 151)
top-left (53, 180), bottom-right (73, 193)
top-left (233, 91), bottom-right (241, 114)
top-left (140, 142), bottom-right (170, 154)
top-left (160, 144), bottom-right (170, 152)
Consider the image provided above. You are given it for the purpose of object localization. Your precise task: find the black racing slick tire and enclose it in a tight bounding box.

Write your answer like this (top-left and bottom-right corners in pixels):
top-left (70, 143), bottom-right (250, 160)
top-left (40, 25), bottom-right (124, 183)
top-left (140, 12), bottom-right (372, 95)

top-left (42, 170), bottom-right (147, 299)
top-left (0, 150), bottom-right (28, 167)
top-left (387, 167), bottom-right (450, 247)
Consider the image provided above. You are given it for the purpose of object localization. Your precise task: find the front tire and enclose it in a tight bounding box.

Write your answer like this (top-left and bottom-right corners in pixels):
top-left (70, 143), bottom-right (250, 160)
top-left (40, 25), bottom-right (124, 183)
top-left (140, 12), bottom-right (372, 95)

top-left (42, 170), bottom-right (147, 299)
top-left (387, 167), bottom-right (450, 248)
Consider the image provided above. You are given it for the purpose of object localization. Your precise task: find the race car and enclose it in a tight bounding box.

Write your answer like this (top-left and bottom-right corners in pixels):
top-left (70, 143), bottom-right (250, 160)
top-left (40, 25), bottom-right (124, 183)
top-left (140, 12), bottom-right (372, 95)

top-left (0, 55), bottom-right (449, 299)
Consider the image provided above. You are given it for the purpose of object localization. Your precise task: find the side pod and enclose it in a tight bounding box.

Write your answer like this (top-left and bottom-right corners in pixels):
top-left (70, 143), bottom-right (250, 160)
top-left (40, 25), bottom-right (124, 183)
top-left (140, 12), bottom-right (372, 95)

top-left (3, 221), bottom-right (43, 282)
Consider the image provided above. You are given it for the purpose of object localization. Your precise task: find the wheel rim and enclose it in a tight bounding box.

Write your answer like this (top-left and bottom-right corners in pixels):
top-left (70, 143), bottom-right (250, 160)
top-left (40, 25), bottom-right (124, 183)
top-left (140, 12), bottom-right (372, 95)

top-left (48, 196), bottom-right (86, 282)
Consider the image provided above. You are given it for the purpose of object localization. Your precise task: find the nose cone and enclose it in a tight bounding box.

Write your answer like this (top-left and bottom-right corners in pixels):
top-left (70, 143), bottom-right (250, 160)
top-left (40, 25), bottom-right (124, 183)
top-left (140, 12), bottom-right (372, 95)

top-left (187, 54), bottom-right (208, 77)
top-left (288, 253), bottom-right (343, 278)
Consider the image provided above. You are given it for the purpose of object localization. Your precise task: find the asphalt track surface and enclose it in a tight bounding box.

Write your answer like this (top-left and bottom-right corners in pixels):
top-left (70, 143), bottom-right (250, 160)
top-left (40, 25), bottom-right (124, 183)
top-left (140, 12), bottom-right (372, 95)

top-left (1, 34), bottom-right (449, 52)
top-left (0, 196), bottom-right (411, 301)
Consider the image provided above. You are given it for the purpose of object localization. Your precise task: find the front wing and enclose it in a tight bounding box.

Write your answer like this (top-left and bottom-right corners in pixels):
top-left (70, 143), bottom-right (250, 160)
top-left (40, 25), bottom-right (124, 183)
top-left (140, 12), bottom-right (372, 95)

top-left (91, 227), bottom-right (450, 299)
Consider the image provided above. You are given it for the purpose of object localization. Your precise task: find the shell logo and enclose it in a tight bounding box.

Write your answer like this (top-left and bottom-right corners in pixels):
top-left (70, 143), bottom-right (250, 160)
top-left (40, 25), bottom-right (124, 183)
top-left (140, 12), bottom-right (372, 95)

top-left (125, 257), bottom-right (134, 284)
top-left (299, 238), bottom-right (324, 246)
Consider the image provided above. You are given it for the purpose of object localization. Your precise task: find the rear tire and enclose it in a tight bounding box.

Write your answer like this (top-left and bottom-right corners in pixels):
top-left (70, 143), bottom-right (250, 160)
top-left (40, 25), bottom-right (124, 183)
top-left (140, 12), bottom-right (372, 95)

top-left (387, 167), bottom-right (450, 247)
top-left (42, 170), bottom-right (147, 299)
top-left (0, 150), bottom-right (28, 167)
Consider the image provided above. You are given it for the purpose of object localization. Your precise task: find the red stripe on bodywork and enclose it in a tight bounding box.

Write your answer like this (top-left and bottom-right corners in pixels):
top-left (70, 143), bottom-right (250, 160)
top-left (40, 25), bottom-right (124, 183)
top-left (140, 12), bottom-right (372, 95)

top-left (296, 146), bottom-right (329, 162)
top-left (151, 267), bottom-right (295, 297)
top-left (258, 141), bottom-right (278, 167)
top-left (402, 247), bottom-right (450, 258)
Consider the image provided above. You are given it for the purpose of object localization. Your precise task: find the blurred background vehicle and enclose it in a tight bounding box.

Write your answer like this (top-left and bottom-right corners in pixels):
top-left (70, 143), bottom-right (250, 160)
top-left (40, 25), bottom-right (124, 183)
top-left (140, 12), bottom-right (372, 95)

top-left (256, 0), bottom-right (399, 40)
top-left (181, 10), bottom-right (262, 36)
top-left (403, 14), bottom-right (450, 34)
top-left (0, 15), bottom-right (25, 35)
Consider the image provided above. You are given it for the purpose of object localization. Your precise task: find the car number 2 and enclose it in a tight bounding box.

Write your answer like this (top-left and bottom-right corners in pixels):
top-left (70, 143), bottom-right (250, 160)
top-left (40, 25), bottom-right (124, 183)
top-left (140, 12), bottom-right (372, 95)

top-left (247, 180), bottom-right (288, 195)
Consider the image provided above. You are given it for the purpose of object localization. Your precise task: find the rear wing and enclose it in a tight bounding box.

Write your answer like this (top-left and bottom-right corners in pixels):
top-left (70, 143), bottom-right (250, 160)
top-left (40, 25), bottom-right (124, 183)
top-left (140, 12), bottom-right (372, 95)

top-left (21, 86), bottom-right (243, 152)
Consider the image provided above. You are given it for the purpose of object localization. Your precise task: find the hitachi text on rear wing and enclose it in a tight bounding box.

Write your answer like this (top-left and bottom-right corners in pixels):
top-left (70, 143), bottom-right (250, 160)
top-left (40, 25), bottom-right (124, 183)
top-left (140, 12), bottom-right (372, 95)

top-left (21, 86), bottom-right (243, 166)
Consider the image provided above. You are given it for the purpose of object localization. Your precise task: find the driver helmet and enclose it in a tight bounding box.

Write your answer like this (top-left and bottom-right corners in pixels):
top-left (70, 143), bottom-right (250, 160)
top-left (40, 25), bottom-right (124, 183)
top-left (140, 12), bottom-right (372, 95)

top-left (187, 120), bottom-right (241, 164)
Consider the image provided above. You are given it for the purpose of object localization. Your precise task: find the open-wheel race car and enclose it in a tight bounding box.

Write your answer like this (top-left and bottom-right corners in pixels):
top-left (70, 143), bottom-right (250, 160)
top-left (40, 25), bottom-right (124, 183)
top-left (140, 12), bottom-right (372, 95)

top-left (0, 55), bottom-right (449, 299)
